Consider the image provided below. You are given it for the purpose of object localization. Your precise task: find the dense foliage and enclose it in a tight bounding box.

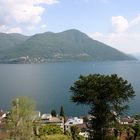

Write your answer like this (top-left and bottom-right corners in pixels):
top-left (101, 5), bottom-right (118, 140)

top-left (51, 110), bottom-right (57, 117)
top-left (38, 134), bottom-right (71, 140)
top-left (6, 96), bottom-right (36, 140)
top-left (60, 106), bottom-right (65, 117)
top-left (38, 124), bottom-right (62, 136)
top-left (70, 125), bottom-right (84, 140)
top-left (70, 74), bottom-right (135, 139)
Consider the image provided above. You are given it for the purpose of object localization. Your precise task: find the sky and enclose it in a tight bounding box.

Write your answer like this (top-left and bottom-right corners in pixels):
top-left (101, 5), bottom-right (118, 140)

top-left (0, 0), bottom-right (140, 54)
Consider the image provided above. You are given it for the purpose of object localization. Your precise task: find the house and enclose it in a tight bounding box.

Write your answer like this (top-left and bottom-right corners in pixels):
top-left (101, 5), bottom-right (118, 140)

top-left (41, 114), bottom-right (52, 120)
top-left (64, 117), bottom-right (91, 139)
top-left (119, 116), bottom-right (135, 125)
top-left (0, 110), bottom-right (6, 125)
top-left (40, 114), bottom-right (64, 131)
top-left (65, 117), bottom-right (83, 131)
top-left (0, 110), bottom-right (6, 120)
top-left (0, 110), bottom-right (7, 131)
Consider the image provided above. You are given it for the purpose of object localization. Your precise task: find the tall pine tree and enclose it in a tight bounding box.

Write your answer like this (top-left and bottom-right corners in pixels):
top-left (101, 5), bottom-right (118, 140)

top-left (60, 106), bottom-right (64, 117)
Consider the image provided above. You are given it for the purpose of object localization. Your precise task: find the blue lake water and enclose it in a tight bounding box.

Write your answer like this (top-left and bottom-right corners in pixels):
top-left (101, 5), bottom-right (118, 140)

top-left (0, 61), bottom-right (140, 116)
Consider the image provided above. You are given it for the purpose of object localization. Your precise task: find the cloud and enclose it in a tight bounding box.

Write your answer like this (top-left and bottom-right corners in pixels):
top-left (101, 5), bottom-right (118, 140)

top-left (8, 27), bottom-right (22, 34)
top-left (0, 25), bottom-right (22, 33)
top-left (41, 24), bottom-right (47, 28)
top-left (91, 32), bottom-right (103, 38)
top-left (112, 16), bottom-right (129, 33)
top-left (112, 14), bottom-right (140, 33)
top-left (90, 32), bottom-right (140, 53)
top-left (12, 5), bottom-right (44, 25)
top-left (26, 26), bottom-right (35, 31)
top-left (0, 0), bottom-right (59, 33)
top-left (130, 14), bottom-right (140, 27)
top-left (36, 0), bottom-right (59, 5)
top-left (90, 14), bottom-right (140, 53)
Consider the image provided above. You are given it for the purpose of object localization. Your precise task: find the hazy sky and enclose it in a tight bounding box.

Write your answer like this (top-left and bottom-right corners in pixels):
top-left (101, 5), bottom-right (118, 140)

top-left (0, 0), bottom-right (140, 53)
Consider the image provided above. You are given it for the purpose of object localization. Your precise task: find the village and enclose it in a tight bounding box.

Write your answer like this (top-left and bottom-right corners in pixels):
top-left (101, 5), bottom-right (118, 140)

top-left (0, 109), bottom-right (140, 140)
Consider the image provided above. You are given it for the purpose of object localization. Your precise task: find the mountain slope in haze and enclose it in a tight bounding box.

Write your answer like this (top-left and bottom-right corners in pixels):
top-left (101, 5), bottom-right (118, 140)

top-left (0, 33), bottom-right (28, 51)
top-left (0, 29), bottom-right (136, 63)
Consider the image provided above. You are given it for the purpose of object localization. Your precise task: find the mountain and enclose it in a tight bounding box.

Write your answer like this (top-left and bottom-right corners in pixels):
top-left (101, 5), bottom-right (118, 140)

top-left (0, 33), bottom-right (28, 50)
top-left (0, 33), bottom-right (29, 60)
top-left (0, 29), bottom-right (136, 63)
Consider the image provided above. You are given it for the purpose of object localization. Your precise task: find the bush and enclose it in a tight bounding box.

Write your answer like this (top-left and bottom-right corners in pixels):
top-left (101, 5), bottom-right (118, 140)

top-left (38, 124), bottom-right (62, 137)
top-left (39, 134), bottom-right (71, 140)
top-left (105, 135), bottom-right (119, 140)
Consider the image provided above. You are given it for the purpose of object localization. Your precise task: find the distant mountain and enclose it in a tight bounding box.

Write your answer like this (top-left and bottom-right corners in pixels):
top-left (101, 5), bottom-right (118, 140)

top-left (0, 33), bottom-right (28, 50)
top-left (0, 29), bottom-right (136, 63)
top-left (0, 33), bottom-right (29, 60)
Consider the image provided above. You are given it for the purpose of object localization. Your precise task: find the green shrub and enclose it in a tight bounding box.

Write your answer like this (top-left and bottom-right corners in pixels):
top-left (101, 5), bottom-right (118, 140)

top-left (39, 134), bottom-right (71, 140)
top-left (38, 124), bottom-right (62, 137)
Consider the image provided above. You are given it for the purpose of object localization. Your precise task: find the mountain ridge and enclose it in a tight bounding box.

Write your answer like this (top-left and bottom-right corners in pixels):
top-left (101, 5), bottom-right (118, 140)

top-left (0, 29), bottom-right (136, 63)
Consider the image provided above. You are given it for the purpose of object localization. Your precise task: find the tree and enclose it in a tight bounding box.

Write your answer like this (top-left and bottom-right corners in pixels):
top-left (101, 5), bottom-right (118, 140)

top-left (38, 124), bottom-right (62, 137)
top-left (133, 114), bottom-right (140, 120)
top-left (70, 125), bottom-right (84, 140)
top-left (60, 106), bottom-right (65, 117)
top-left (51, 109), bottom-right (56, 117)
top-left (6, 96), bottom-right (36, 140)
top-left (126, 126), bottom-right (135, 140)
top-left (132, 124), bottom-right (140, 140)
top-left (70, 74), bottom-right (135, 140)
top-left (39, 134), bottom-right (71, 140)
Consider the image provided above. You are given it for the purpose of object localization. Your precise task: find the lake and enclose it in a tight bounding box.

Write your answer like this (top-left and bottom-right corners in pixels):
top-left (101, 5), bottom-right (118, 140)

top-left (0, 61), bottom-right (140, 116)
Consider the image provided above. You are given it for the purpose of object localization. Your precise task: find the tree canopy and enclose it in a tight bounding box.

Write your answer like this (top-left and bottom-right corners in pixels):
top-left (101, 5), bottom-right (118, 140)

top-left (70, 74), bottom-right (135, 139)
top-left (51, 109), bottom-right (57, 117)
top-left (70, 125), bottom-right (84, 140)
top-left (6, 96), bottom-right (36, 140)
top-left (38, 124), bottom-right (62, 136)
top-left (60, 106), bottom-right (65, 117)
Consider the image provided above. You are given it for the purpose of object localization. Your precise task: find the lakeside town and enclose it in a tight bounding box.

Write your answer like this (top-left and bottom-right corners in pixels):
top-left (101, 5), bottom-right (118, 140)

top-left (1, 107), bottom-right (140, 140)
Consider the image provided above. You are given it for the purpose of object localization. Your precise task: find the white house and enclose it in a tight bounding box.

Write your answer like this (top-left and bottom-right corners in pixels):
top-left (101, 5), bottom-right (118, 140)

top-left (119, 117), bottom-right (135, 125)
top-left (0, 110), bottom-right (6, 123)
top-left (41, 114), bottom-right (52, 120)
top-left (65, 117), bottom-right (83, 131)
